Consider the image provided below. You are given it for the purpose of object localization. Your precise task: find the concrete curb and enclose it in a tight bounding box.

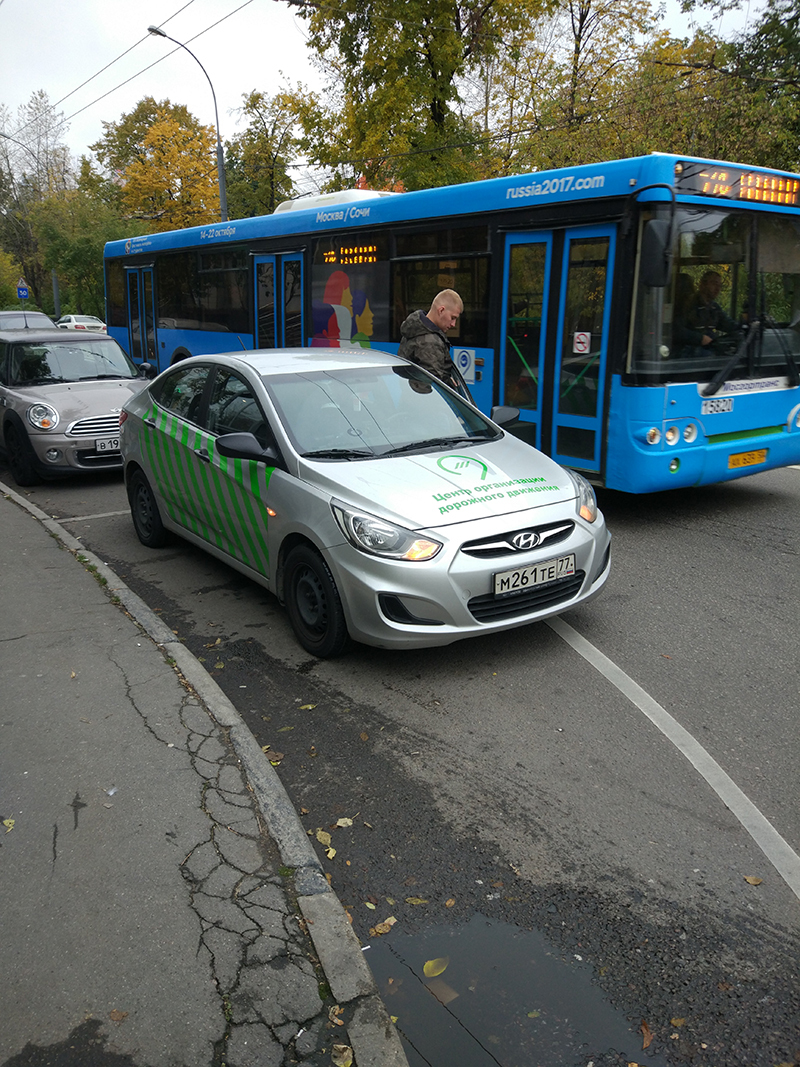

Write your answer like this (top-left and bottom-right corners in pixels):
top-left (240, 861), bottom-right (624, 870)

top-left (1, 480), bottom-right (408, 1067)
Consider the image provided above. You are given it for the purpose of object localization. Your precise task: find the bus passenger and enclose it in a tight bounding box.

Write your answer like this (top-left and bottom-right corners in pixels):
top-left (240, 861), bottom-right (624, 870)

top-left (398, 289), bottom-right (463, 386)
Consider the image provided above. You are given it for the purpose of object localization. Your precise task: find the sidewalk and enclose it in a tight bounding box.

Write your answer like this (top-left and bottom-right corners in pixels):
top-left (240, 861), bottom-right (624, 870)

top-left (0, 483), bottom-right (407, 1067)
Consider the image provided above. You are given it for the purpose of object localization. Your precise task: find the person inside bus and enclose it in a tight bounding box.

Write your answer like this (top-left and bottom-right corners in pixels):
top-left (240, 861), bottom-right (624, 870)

top-left (674, 269), bottom-right (740, 355)
top-left (398, 288), bottom-right (463, 386)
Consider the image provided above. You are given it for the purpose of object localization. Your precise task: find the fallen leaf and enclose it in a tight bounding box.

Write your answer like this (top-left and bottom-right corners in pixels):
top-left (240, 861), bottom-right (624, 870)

top-left (70, 670), bottom-right (76, 679)
top-left (214, 662), bottom-right (224, 669)
top-left (406, 896), bottom-right (428, 905)
top-left (261, 745), bottom-right (271, 753)
top-left (423, 957), bottom-right (449, 978)
top-left (365, 901), bottom-right (376, 910)
top-left (299, 703), bottom-right (317, 710)
top-left (360, 732), bottom-right (369, 741)
top-left (331, 1044), bottom-right (353, 1067)
top-left (108, 1009), bottom-right (128, 1023)
top-left (390, 1015), bottom-right (398, 1023)
top-left (268, 751), bottom-right (285, 764)
top-left (743, 875), bottom-right (763, 885)
top-left (300, 807), bottom-right (310, 815)
top-left (670, 1017), bottom-right (686, 1027)
top-left (527, 1010), bottom-right (541, 1018)
top-left (3, 818), bottom-right (15, 833)
top-left (386, 897), bottom-right (395, 905)
top-left (277, 725), bottom-right (294, 732)
top-left (641, 1019), bottom-right (654, 1049)
top-left (336, 817), bottom-right (353, 828)
top-left (316, 829), bottom-right (332, 847)
top-left (372, 917), bottom-right (397, 935)
top-left (445, 898), bottom-right (456, 908)
top-left (718, 981), bottom-right (733, 991)
top-left (328, 1005), bottom-right (345, 1026)
top-left (325, 846), bottom-right (336, 859)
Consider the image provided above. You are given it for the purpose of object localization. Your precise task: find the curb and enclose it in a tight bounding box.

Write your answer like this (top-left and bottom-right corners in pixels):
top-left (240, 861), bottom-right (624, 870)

top-left (1, 479), bottom-right (408, 1067)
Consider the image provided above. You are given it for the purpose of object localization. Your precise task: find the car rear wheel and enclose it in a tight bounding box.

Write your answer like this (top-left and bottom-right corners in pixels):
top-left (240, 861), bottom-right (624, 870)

top-left (284, 545), bottom-right (351, 657)
top-left (5, 424), bottom-right (41, 486)
top-left (128, 469), bottom-right (168, 547)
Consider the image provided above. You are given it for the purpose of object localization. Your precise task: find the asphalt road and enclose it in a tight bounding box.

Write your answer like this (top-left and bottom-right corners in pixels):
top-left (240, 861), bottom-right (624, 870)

top-left (4, 456), bottom-right (799, 1066)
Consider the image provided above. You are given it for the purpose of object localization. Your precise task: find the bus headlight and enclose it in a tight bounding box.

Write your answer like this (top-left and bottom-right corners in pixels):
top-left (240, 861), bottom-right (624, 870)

top-left (646, 427), bottom-right (661, 445)
top-left (683, 423), bottom-right (698, 443)
top-left (665, 425), bottom-right (680, 446)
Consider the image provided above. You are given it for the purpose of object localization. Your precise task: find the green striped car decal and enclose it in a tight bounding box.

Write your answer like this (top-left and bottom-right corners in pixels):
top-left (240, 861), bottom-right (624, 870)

top-left (142, 403), bottom-right (274, 576)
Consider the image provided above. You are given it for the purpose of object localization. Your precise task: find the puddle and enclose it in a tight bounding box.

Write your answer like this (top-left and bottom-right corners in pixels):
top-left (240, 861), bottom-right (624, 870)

top-left (365, 914), bottom-right (672, 1067)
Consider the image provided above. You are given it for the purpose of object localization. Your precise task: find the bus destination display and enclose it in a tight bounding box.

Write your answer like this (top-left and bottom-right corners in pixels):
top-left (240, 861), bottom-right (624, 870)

top-left (676, 163), bottom-right (800, 206)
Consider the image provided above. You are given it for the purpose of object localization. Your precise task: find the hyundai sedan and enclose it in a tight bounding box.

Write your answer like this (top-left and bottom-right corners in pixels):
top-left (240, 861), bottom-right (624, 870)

top-left (120, 349), bottom-right (611, 656)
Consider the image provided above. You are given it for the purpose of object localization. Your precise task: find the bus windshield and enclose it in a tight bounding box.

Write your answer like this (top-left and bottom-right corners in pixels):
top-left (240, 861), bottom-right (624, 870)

top-left (630, 207), bottom-right (800, 387)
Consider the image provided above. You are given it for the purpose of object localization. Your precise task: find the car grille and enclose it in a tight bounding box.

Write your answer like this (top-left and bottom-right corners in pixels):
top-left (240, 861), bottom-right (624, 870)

top-left (461, 520), bottom-right (574, 559)
top-left (68, 414), bottom-right (120, 438)
top-left (467, 571), bottom-right (585, 622)
top-left (75, 450), bottom-right (123, 468)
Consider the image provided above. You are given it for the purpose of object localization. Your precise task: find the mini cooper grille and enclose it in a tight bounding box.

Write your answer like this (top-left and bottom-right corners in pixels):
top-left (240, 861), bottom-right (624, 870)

top-left (461, 520), bottom-right (574, 559)
top-left (468, 571), bottom-right (585, 622)
top-left (75, 449), bottom-right (123, 467)
top-left (68, 414), bottom-right (120, 438)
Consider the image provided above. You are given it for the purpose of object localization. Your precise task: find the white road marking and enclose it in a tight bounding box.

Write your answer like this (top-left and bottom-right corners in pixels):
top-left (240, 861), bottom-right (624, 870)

top-left (547, 615), bottom-right (800, 902)
top-left (61, 510), bottom-right (131, 522)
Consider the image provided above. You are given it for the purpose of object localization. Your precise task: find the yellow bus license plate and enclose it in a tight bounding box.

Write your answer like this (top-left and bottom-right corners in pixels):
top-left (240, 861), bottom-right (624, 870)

top-left (728, 448), bottom-right (768, 470)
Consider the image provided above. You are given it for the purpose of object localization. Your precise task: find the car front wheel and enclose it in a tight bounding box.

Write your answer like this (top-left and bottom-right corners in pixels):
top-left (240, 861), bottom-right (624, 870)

top-left (128, 469), bottom-right (168, 547)
top-left (5, 424), bottom-right (42, 486)
top-left (284, 545), bottom-right (350, 657)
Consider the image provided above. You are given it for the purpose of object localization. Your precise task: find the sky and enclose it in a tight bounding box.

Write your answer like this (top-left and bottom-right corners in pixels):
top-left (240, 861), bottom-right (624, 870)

top-left (0, 0), bottom-right (764, 192)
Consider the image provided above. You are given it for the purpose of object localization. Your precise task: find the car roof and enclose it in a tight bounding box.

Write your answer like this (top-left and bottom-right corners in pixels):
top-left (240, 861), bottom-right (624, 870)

top-left (0, 328), bottom-right (118, 343)
top-left (178, 347), bottom-right (406, 378)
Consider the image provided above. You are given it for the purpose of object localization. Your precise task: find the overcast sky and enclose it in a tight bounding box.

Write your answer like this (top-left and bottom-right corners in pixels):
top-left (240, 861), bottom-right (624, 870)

top-left (0, 0), bottom-right (762, 189)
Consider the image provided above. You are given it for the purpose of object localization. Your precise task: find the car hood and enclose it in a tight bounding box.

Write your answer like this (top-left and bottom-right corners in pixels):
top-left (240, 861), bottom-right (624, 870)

top-left (299, 437), bottom-right (577, 529)
top-left (17, 379), bottom-right (147, 422)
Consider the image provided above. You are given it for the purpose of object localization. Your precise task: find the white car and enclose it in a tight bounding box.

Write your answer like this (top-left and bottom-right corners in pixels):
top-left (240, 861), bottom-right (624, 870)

top-left (56, 315), bottom-right (107, 332)
top-left (120, 349), bottom-right (611, 656)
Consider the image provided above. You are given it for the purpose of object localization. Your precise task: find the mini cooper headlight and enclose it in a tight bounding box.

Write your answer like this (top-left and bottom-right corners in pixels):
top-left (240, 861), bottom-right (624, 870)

top-left (27, 403), bottom-right (59, 430)
top-left (332, 502), bottom-right (442, 561)
top-left (566, 469), bottom-right (598, 523)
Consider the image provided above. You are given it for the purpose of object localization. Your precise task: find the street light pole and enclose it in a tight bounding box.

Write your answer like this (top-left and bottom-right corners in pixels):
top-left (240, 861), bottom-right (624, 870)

top-left (147, 25), bottom-right (228, 222)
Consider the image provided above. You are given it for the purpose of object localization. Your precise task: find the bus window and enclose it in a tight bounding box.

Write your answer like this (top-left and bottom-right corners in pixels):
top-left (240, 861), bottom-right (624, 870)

top-left (505, 242), bottom-right (547, 411)
top-left (311, 234), bottom-right (390, 348)
top-left (391, 256), bottom-right (489, 348)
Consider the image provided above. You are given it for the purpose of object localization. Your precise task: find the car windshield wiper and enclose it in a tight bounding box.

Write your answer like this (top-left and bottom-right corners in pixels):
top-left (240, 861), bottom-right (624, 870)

top-left (382, 433), bottom-right (495, 456)
top-left (78, 373), bottom-right (131, 380)
top-left (301, 447), bottom-right (377, 460)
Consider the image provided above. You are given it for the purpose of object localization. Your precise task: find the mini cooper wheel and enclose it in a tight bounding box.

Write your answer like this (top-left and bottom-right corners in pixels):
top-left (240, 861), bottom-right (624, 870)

top-left (128, 469), bottom-right (168, 547)
top-left (5, 424), bottom-right (41, 486)
top-left (284, 545), bottom-right (350, 658)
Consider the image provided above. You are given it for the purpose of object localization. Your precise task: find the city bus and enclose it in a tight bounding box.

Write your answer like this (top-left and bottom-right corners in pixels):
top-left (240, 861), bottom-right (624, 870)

top-left (104, 152), bottom-right (800, 493)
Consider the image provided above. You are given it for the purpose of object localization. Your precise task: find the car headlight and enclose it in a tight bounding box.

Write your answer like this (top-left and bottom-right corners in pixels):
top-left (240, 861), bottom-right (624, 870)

top-left (566, 469), bottom-right (598, 523)
top-left (27, 403), bottom-right (59, 430)
top-left (332, 502), bottom-right (442, 561)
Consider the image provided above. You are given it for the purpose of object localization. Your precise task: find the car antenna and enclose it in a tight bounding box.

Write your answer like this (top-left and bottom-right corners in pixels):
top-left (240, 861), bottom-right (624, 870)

top-left (236, 335), bottom-right (247, 351)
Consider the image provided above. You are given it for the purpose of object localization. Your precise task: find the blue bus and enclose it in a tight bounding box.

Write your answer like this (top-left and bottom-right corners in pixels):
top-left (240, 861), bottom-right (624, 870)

top-left (104, 152), bottom-right (800, 493)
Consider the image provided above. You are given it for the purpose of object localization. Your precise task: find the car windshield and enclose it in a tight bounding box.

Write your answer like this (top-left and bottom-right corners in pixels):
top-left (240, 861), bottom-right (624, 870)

top-left (9, 339), bottom-right (137, 384)
top-left (265, 364), bottom-right (500, 458)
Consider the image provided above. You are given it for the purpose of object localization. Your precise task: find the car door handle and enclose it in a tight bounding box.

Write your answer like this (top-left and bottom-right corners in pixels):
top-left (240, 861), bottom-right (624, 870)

top-left (144, 417), bottom-right (156, 427)
top-left (194, 448), bottom-right (210, 463)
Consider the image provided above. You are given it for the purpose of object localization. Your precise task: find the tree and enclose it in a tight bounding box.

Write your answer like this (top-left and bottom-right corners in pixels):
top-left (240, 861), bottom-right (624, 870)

top-left (281, 0), bottom-right (554, 191)
top-left (89, 98), bottom-right (221, 228)
top-left (224, 91), bottom-right (298, 218)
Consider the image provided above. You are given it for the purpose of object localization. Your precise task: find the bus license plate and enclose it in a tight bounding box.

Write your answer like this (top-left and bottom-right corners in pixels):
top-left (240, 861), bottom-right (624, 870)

top-left (728, 448), bottom-right (767, 470)
top-left (494, 553), bottom-right (576, 597)
top-left (95, 437), bottom-right (120, 453)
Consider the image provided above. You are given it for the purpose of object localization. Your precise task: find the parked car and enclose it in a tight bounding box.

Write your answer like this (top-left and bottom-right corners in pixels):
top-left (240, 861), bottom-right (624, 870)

top-left (120, 348), bottom-right (611, 656)
top-left (0, 310), bottom-right (57, 330)
top-left (56, 314), bottom-right (107, 332)
top-left (0, 330), bottom-right (153, 486)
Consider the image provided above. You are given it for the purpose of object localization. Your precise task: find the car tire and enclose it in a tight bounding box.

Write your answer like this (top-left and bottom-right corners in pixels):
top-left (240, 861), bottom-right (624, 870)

top-left (5, 423), bottom-right (42, 486)
top-left (284, 545), bottom-right (351, 658)
top-left (128, 469), bottom-right (168, 547)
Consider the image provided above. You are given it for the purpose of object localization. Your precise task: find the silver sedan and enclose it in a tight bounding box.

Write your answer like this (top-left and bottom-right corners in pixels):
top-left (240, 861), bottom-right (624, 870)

top-left (120, 349), bottom-right (611, 656)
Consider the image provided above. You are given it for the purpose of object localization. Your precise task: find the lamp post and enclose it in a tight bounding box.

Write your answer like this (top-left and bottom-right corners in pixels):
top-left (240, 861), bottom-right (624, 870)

top-left (147, 25), bottom-right (228, 222)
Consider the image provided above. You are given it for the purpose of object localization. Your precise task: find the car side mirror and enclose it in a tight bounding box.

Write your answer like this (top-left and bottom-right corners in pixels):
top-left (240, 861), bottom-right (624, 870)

top-left (216, 432), bottom-right (279, 465)
top-left (490, 405), bottom-right (521, 426)
top-left (138, 361), bottom-right (158, 380)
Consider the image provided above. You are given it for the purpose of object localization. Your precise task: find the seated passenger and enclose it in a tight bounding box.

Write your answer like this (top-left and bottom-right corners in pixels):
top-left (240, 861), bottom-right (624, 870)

top-left (675, 270), bottom-right (740, 354)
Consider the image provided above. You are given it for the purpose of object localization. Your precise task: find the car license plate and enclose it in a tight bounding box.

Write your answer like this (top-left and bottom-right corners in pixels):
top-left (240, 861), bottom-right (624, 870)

top-left (494, 553), bottom-right (576, 597)
top-left (95, 437), bottom-right (120, 453)
top-left (728, 448), bottom-right (767, 470)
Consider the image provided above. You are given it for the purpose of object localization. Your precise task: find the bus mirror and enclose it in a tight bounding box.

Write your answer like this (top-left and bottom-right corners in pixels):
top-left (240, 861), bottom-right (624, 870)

top-left (640, 218), bottom-right (673, 288)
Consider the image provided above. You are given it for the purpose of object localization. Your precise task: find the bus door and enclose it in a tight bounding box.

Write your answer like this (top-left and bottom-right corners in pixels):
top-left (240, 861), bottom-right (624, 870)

top-left (500, 235), bottom-right (553, 449)
top-left (549, 226), bottom-right (615, 474)
top-left (253, 254), bottom-right (304, 349)
top-left (125, 267), bottom-right (158, 367)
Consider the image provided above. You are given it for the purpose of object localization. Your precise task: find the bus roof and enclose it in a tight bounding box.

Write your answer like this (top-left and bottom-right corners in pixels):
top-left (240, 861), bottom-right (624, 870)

top-left (104, 152), bottom-right (800, 259)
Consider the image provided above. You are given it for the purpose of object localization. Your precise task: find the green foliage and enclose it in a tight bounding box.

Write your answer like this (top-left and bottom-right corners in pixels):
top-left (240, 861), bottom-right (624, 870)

top-left (0, 249), bottom-right (24, 307)
top-left (224, 91), bottom-right (298, 218)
